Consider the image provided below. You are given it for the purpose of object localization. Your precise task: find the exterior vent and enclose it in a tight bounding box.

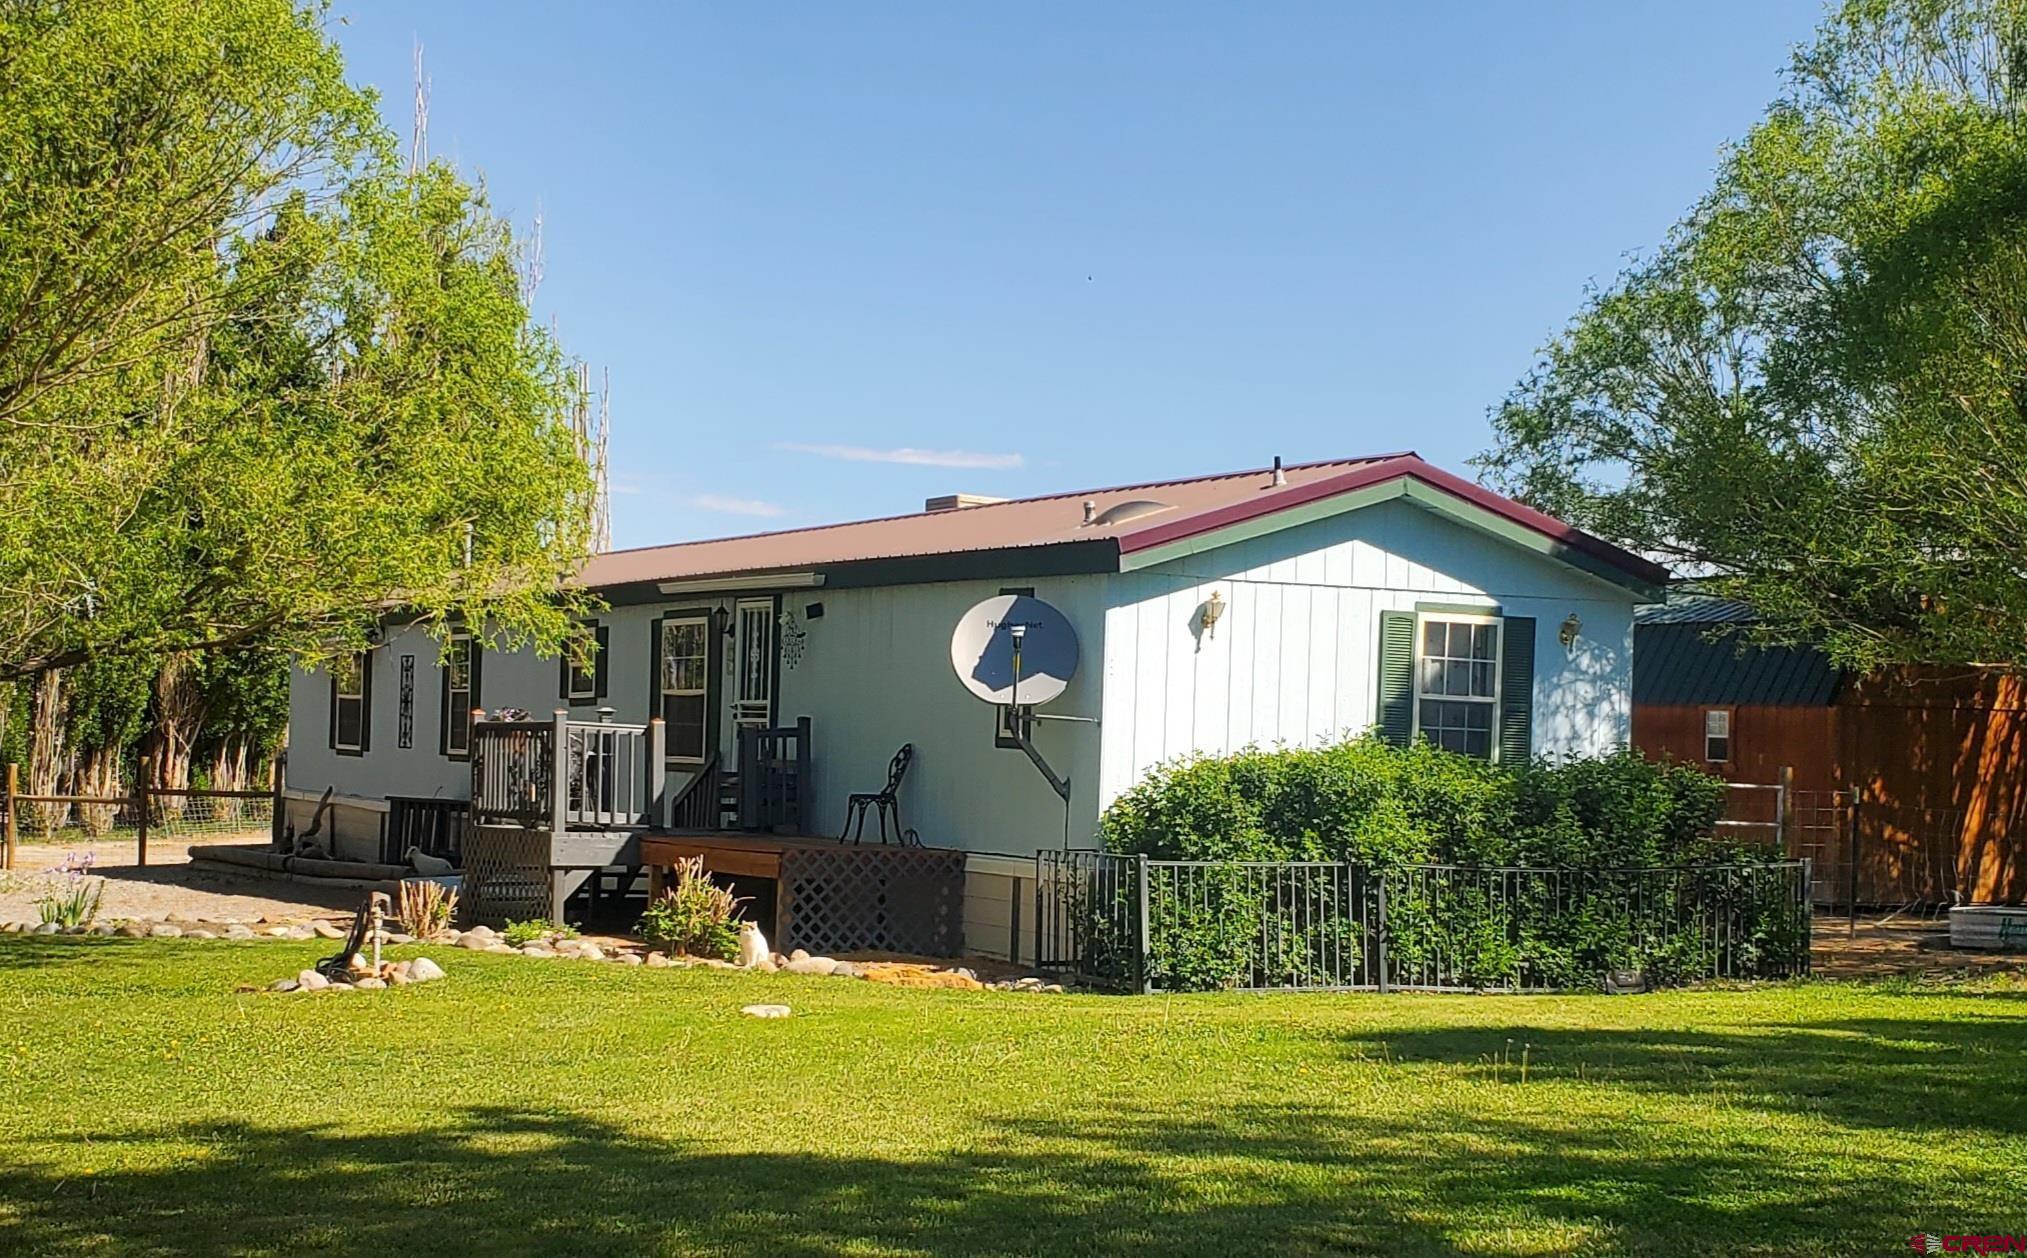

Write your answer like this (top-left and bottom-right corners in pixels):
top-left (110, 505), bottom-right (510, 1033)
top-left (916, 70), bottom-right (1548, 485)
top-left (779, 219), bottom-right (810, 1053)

top-left (924, 493), bottom-right (1009, 513)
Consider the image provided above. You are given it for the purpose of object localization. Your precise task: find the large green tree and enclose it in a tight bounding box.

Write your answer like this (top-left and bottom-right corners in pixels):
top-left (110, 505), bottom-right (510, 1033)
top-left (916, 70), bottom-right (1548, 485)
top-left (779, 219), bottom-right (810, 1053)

top-left (0, 0), bottom-right (593, 681)
top-left (1484, 0), bottom-right (2027, 669)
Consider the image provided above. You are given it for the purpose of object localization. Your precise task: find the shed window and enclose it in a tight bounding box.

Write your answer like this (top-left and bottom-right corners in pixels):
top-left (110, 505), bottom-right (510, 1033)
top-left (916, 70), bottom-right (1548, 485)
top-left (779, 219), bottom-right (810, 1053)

top-left (660, 616), bottom-right (709, 762)
top-left (1704, 709), bottom-right (1731, 762)
top-left (1414, 616), bottom-right (1500, 759)
top-left (331, 653), bottom-right (368, 754)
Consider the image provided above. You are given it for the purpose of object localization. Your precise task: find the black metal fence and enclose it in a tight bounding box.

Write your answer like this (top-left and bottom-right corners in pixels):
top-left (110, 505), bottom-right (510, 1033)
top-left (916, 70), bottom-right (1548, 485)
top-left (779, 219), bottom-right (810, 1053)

top-left (1037, 851), bottom-right (1813, 994)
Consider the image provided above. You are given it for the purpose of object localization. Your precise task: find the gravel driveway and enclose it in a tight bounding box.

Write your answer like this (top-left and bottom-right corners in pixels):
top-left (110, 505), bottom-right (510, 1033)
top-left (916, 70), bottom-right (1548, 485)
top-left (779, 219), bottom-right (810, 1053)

top-left (1, 835), bottom-right (354, 926)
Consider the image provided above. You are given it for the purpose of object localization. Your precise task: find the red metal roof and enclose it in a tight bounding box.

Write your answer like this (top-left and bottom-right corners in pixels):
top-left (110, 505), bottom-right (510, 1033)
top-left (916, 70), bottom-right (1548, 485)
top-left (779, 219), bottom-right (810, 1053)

top-left (577, 454), bottom-right (1666, 591)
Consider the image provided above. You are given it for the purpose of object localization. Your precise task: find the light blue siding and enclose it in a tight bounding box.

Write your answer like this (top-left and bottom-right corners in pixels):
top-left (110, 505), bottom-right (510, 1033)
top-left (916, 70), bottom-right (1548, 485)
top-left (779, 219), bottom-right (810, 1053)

top-left (1097, 497), bottom-right (1637, 809)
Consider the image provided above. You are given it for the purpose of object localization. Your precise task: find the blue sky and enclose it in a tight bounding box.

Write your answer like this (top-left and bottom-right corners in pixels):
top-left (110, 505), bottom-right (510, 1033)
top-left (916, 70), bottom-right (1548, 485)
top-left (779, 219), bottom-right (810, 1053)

top-left (331, 2), bottom-right (1822, 551)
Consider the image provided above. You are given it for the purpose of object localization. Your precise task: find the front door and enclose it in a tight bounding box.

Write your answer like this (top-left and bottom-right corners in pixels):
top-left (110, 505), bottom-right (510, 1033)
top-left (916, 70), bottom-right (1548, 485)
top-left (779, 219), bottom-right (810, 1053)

top-left (731, 598), bottom-right (775, 732)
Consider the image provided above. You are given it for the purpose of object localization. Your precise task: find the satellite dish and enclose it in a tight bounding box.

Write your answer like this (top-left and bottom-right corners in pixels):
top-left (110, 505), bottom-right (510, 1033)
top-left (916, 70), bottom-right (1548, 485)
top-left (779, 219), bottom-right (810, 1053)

top-left (950, 594), bottom-right (1079, 706)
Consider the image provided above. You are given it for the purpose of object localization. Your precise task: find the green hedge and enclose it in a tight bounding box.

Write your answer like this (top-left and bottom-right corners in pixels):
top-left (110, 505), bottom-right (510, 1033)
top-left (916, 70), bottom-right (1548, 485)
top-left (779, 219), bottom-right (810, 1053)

top-left (1092, 738), bottom-right (1805, 992)
top-left (1098, 738), bottom-right (1730, 868)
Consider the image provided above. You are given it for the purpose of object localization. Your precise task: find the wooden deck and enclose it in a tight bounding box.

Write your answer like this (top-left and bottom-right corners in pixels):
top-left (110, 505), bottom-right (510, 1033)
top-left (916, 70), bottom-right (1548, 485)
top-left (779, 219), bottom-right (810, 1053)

top-left (641, 831), bottom-right (852, 881)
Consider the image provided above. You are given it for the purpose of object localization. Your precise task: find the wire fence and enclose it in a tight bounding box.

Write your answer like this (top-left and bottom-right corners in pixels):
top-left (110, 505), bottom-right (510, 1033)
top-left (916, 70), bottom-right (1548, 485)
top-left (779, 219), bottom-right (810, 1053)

top-left (1038, 850), bottom-right (1813, 994)
top-left (1, 782), bottom-right (275, 870)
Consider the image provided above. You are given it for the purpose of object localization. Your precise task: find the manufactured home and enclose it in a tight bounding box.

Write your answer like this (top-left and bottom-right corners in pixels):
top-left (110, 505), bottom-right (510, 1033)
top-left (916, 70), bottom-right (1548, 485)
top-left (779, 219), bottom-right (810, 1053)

top-left (283, 453), bottom-right (1662, 954)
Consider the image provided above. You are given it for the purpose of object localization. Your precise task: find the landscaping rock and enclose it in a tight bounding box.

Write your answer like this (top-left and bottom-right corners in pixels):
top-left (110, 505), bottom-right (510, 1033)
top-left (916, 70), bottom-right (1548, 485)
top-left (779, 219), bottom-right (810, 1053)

top-left (701, 958), bottom-right (738, 969)
top-left (90, 923), bottom-right (116, 936)
top-left (521, 945), bottom-right (556, 958)
top-left (485, 943), bottom-right (517, 955)
top-left (409, 957), bottom-right (446, 983)
top-left (459, 934), bottom-right (493, 950)
top-left (326, 982), bottom-right (354, 992)
top-left (645, 952), bottom-right (672, 968)
top-left (183, 929), bottom-right (217, 940)
top-left (149, 924), bottom-right (183, 939)
top-left (268, 978), bottom-right (300, 993)
top-left (784, 956), bottom-right (838, 976)
top-left (296, 969), bottom-right (329, 991)
top-left (1041, 984), bottom-right (1066, 994)
top-left (34, 922), bottom-right (60, 935)
top-left (284, 925), bottom-right (316, 941)
top-left (789, 948), bottom-right (810, 963)
top-left (354, 977), bottom-right (387, 991)
top-left (118, 922), bottom-right (149, 939)
top-left (829, 961), bottom-right (864, 979)
top-left (1014, 976), bottom-right (1044, 991)
top-left (740, 1004), bottom-right (792, 1019)
top-left (263, 926), bottom-right (291, 937)
top-left (224, 925), bottom-right (256, 940)
top-left (386, 932), bottom-right (414, 945)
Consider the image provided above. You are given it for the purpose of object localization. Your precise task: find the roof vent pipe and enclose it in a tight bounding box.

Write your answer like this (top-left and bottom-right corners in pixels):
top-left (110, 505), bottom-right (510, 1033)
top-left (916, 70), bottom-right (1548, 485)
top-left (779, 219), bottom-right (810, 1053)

top-left (1082, 499), bottom-right (1097, 525)
top-left (1271, 456), bottom-right (1286, 487)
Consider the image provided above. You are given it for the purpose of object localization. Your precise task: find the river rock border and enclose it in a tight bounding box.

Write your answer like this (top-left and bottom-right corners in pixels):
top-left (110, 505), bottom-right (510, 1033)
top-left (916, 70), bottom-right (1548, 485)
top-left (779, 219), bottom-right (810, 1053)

top-left (0, 917), bottom-right (1073, 994)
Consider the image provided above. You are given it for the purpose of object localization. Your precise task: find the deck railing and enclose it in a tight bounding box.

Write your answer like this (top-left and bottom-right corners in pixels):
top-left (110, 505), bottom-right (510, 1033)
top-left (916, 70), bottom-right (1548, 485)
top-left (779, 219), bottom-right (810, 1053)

top-left (471, 711), bottom-right (668, 831)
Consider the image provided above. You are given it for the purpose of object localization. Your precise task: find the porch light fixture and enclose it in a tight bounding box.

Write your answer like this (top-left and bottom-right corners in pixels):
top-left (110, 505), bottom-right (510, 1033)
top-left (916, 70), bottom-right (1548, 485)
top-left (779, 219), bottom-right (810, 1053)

top-left (1559, 612), bottom-right (1582, 653)
top-left (1200, 590), bottom-right (1226, 639)
top-left (712, 604), bottom-right (733, 637)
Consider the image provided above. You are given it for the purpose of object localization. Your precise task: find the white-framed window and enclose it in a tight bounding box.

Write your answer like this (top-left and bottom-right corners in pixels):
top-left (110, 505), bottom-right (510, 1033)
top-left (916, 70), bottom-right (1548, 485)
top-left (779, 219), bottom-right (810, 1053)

top-left (660, 615), bottom-right (710, 763)
top-left (332, 652), bottom-right (368, 754)
top-left (442, 631), bottom-right (475, 758)
top-left (1704, 709), bottom-right (1731, 762)
top-left (1413, 614), bottom-right (1500, 759)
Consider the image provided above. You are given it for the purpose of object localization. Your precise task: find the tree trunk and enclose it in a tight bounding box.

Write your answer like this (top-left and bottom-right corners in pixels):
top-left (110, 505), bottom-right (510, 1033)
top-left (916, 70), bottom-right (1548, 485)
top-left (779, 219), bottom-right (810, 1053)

top-left (25, 669), bottom-right (68, 837)
top-left (73, 745), bottom-right (123, 836)
top-left (208, 737), bottom-right (248, 823)
top-left (148, 658), bottom-right (203, 822)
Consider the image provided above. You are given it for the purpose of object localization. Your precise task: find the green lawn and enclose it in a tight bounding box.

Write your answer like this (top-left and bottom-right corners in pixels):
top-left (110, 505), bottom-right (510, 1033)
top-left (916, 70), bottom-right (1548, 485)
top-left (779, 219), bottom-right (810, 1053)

top-left (2, 939), bottom-right (2023, 1256)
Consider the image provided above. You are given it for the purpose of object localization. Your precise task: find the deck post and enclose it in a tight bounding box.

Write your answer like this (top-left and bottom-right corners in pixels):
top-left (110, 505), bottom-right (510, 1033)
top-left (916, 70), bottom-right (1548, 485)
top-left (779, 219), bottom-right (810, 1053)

top-left (550, 709), bottom-right (570, 924)
top-left (647, 718), bottom-right (667, 830)
top-left (795, 716), bottom-right (812, 832)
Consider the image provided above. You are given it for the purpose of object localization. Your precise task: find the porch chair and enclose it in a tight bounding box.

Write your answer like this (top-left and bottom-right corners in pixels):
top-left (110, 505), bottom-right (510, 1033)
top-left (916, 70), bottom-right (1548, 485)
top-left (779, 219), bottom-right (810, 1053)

top-left (840, 743), bottom-right (915, 845)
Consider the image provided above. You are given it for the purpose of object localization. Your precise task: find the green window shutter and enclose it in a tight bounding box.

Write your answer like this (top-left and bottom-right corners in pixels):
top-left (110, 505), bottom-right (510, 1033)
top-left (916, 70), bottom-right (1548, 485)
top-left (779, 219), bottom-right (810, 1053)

top-left (1499, 616), bottom-right (1535, 765)
top-left (593, 623), bottom-right (610, 700)
top-left (1375, 611), bottom-right (1415, 747)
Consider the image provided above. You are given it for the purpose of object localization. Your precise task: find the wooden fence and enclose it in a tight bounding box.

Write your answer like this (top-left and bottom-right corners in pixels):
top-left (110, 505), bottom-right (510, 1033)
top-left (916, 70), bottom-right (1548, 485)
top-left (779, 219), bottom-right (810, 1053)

top-left (0, 756), bottom-right (279, 871)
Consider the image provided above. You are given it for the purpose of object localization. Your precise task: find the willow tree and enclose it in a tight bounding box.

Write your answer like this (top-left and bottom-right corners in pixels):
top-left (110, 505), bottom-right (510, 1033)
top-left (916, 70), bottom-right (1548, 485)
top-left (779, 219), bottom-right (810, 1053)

top-left (1484, 0), bottom-right (2027, 669)
top-left (0, 0), bottom-right (594, 683)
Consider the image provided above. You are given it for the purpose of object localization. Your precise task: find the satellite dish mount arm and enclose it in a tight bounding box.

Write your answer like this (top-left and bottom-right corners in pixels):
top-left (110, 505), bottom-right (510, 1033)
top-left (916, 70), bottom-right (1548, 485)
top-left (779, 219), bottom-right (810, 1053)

top-left (1009, 627), bottom-right (1070, 804)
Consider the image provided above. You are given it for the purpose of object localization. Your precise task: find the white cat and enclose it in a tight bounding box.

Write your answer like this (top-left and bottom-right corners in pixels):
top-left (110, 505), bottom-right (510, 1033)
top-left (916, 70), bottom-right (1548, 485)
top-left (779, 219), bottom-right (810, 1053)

top-left (738, 921), bottom-right (773, 969)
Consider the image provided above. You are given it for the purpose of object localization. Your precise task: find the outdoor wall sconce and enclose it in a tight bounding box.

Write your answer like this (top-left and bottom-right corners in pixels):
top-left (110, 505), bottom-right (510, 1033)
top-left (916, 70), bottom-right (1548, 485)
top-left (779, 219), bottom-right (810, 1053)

top-left (1559, 612), bottom-right (1583, 653)
top-left (1200, 589), bottom-right (1226, 639)
top-left (711, 603), bottom-right (733, 637)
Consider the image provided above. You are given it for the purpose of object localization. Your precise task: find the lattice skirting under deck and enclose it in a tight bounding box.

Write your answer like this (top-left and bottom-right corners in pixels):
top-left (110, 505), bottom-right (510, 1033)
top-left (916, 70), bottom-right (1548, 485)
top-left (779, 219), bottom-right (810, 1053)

top-left (777, 845), bottom-right (964, 957)
top-left (461, 824), bottom-right (552, 927)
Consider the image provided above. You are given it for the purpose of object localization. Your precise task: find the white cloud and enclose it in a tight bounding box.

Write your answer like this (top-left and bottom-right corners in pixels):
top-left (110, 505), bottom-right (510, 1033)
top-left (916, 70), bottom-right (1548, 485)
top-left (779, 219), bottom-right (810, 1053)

top-left (690, 494), bottom-right (787, 518)
top-left (777, 442), bottom-right (1024, 470)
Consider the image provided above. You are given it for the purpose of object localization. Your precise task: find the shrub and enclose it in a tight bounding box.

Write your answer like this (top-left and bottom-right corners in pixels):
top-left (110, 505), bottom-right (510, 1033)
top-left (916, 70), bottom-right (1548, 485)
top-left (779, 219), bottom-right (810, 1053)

top-left (637, 857), bottom-right (743, 960)
top-left (395, 880), bottom-right (458, 938)
top-left (34, 852), bottom-right (104, 928)
top-left (502, 918), bottom-right (578, 947)
top-left (1092, 735), bottom-right (1787, 992)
